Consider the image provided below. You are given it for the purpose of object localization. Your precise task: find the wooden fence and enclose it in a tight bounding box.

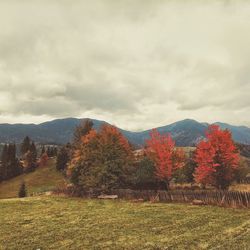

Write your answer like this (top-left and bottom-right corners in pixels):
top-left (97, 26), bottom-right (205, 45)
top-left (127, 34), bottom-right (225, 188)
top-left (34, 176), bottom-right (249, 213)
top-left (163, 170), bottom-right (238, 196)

top-left (111, 189), bottom-right (250, 208)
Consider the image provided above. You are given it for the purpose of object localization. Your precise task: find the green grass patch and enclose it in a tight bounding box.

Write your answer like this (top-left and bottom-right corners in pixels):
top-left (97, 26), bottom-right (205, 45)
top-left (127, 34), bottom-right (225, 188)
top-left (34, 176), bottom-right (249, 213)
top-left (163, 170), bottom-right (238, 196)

top-left (0, 158), bottom-right (66, 199)
top-left (0, 196), bottom-right (249, 249)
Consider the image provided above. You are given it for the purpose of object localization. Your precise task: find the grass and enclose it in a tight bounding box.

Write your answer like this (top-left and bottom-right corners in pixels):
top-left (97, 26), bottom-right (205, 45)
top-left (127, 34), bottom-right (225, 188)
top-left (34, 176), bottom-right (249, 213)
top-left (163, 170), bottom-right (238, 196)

top-left (229, 184), bottom-right (250, 192)
top-left (0, 158), bottom-right (66, 199)
top-left (0, 196), bottom-right (250, 250)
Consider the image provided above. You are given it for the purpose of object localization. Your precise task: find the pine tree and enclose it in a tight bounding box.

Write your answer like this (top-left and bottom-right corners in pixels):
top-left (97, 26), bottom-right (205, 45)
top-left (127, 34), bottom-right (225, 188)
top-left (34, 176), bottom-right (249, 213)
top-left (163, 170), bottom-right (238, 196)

top-left (0, 144), bottom-right (8, 181)
top-left (23, 150), bottom-right (36, 173)
top-left (41, 145), bottom-right (45, 155)
top-left (18, 182), bottom-right (27, 198)
top-left (0, 144), bottom-right (21, 181)
top-left (21, 136), bottom-right (31, 156)
top-left (53, 147), bottom-right (58, 157)
top-left (30, 142), bottom-right (37, 162)
top-left (56, 147), bottom-right (69, 171)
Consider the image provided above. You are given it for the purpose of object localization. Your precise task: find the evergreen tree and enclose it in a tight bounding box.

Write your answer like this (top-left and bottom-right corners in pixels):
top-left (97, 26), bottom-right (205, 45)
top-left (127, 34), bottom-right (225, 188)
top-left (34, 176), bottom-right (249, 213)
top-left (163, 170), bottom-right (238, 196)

top-left (21, 136), bottom-right (31, 156)
top-left (41, 146), bottom-right (45, 156)
top-left (0, 144), bottom-right (8, 181)
top-left (0, 144), bottom-right (21, 181)
top-left (30, 142), bottom-right (37, 162)
top-left (18, 182), bottom-right (27, 198)
top-left (56, 147), bottom-right (69, 171)
top-left (134, 156), bottom-right (157, 190)
top-left (46, 147), bottom-right (49, 157)
top-left (23, 150), bottom-right (36, 173)
top-left (53, 147), bottom-right (58, 157)
top-left (7, 144), bottom-right (15, 178)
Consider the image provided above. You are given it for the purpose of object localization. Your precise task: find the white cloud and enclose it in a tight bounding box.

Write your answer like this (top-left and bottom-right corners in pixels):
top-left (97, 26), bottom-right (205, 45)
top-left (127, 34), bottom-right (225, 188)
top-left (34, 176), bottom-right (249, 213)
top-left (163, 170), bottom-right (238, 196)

top-left (0, 0), bottom-right (250, 130)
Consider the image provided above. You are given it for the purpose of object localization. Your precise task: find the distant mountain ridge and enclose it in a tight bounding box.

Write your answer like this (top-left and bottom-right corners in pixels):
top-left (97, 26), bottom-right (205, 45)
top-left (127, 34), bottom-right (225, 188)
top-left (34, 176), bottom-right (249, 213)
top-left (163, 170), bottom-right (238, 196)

top-left (0, 118), bottom-right (250, 147)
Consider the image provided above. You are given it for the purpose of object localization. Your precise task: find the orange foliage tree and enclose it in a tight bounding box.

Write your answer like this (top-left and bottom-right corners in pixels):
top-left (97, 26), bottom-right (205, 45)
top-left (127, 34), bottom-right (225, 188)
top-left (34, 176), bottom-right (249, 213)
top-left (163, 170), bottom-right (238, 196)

top-left (146, 129), bottom-right (185, 189)
top-left (68, 124), bottom-right (134, 192)
top-left (194, 125), bottom-right (239, 189)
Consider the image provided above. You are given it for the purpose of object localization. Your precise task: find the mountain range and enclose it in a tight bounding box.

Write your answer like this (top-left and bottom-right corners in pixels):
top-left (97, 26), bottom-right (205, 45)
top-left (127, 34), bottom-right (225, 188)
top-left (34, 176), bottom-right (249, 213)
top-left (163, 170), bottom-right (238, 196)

top-left (1, 118), bottom-right (250, 147)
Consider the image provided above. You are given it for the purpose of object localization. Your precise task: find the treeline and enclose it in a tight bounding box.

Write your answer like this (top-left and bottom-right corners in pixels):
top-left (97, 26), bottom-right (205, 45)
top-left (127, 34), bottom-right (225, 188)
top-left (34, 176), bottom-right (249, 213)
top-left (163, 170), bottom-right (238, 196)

top-left (0, 144), bottom-right (21, 181)
top-left (0, 136), bottom-right (58, 182)
top-left (56, 119), bottom-right (250, 195)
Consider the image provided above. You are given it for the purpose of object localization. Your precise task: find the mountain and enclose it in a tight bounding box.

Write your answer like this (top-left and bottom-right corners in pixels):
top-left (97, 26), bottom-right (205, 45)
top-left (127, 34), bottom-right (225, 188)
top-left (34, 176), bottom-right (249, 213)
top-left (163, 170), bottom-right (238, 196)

top-left (0, 118), bottom-right (107, 145)
top-left (214, 122), bottom-right (250, 145)
top-left (130, 119), bottom-right (207, 147)
top-left (0, 118), bottom-right (250, 147)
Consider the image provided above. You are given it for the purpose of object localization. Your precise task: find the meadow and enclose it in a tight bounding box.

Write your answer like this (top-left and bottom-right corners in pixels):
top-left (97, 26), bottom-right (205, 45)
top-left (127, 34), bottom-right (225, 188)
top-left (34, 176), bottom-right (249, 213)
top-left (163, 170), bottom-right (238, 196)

top-left (0, 196), bottom-right (250, 250)
top-left (0, 158), bottom-right (65, 199)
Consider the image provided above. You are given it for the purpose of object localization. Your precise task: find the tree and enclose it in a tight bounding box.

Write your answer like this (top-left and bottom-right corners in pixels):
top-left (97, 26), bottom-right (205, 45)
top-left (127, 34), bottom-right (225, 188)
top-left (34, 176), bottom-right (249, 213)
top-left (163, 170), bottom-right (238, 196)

top-left (234, 158), bottom-right (250, 183)
top-left (68, 124), bottom-right (134, 193)
top-left (134, 156), bottom-right (158, 190)
top-left (23, 150), bottom-right (36, 173)
top-left (194, 125), bottom-right (239, 189)
top-left (30, 142), bottom-right (37, 162)
top-left (73, 119), bottom-right (93, 148)
top-left (53, 147), bottom-right (58, 157)
top-left (46, 147), bottom-right (51, 157)
top-left (21, 136), bottom-right (31, 156)
top-left (41, 146), bottom-right (45, 156)
top-left (7, 144), bottom-right (20, 178)
top-left (0, 144), bottom-right (8, 181)
top-left (47, 146), bottom-right (58, 157)
top-left (174, 151), bottom-right (196, 184)
top-left (56, 146), bottom-right (70, 171)
top-left (145, 129), bottom-right (185, 189)
top-left (39, 153), bottom-right (49, 167)
top-left (18, 182), bottom-right (27, 198)
top-left (0, 144), bottom-right (21, 181)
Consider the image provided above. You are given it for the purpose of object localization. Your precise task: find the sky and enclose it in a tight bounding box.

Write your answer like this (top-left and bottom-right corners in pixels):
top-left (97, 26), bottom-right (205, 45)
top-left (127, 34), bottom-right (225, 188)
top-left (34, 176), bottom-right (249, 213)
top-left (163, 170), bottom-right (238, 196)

top-left (0, 0), bottom-right (250, 131)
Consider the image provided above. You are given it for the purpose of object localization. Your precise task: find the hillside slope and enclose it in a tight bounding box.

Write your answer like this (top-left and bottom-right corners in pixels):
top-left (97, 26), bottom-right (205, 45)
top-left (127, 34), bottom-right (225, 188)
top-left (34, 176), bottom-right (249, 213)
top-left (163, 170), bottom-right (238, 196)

top-left (0, 158), bottom-right (66, 199)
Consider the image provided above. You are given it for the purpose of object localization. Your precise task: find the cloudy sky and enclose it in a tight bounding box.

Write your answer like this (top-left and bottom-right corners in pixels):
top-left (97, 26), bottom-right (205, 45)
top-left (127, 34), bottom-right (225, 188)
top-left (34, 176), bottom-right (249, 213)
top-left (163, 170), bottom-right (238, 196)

top-left (0, 0), bottom-right (250, 131)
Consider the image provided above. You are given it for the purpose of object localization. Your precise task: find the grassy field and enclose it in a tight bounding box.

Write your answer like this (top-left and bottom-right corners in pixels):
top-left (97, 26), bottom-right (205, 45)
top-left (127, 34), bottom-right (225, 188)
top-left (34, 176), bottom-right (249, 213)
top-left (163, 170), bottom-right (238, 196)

top-left (0, 158), bottom-right (66, 199)
top-left (0, 196), bottom-right (250, 250)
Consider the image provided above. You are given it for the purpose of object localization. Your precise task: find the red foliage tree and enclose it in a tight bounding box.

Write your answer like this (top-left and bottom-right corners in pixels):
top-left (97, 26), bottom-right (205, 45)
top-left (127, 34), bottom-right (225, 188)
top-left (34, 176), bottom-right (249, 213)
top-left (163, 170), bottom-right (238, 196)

top-left (146, 129), bottom-right (185, 189)
top-left (194, 125), bottom-right (239, 189)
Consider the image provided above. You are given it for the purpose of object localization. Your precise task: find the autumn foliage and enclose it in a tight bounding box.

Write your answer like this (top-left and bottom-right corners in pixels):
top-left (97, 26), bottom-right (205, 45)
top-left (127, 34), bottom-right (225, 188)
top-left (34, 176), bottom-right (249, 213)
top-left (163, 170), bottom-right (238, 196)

top-left (146, 129), bottom-right (185, 188)
top-left (194, 125), bottom-right (239, 189)
top-left (68, 124), bottom-right (134, 192)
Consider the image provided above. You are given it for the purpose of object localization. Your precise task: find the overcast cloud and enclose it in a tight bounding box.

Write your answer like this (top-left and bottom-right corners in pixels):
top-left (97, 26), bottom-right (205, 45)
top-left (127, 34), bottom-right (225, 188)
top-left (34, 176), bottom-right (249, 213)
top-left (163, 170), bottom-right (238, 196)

top-left (0, 0), bottom-right (250, 130)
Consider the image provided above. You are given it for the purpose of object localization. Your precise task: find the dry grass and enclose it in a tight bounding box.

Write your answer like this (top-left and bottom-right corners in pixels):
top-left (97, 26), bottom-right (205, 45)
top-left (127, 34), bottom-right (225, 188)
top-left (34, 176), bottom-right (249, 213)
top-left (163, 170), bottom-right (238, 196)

top-left (229, 184), bottom-right (250, 192)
